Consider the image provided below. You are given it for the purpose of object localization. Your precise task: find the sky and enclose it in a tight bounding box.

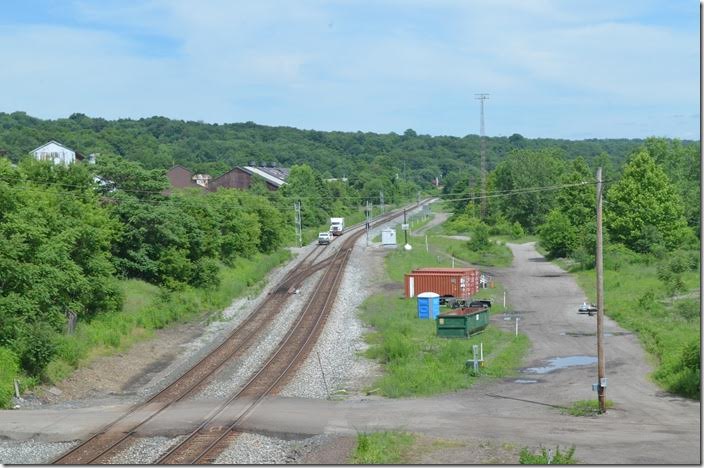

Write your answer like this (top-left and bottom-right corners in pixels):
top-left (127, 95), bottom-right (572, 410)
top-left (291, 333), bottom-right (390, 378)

top-left (0, 0), bottom-right (699, 139)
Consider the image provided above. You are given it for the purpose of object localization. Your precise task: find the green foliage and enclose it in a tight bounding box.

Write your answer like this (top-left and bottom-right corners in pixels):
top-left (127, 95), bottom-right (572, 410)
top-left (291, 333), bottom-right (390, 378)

top-left (0, 347), bottom-right (20, 408)
top-left (510, 221), bottom-right (525, 239)
top-left (468, 222), bottom-right (491, 250)
top-left (491, 148), bottom-right (567, 232)
top-left (606, 150), bottom-right (691, 252)
top-left (537, 158), bottom-right (595, 260)
top-left (519, 445), bottom-right (576, 464)
top-left (439, 236), bottom-right (513, 268)
top-left (443, 212), bottom-right (480, 234)
top-left (538, 210), bottom-right (577, 258)
top-left (562, 399), bottom-right (614, 416)
top-left (13, 323), bottom-right (58, 376)
top-left (0, 161), bottom-right (122, 376)
top-left (351, 431), bottom-right (415, 464)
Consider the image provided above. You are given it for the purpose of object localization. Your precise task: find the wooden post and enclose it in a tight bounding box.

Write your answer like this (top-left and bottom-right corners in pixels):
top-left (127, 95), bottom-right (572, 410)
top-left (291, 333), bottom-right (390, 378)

top-left (596, 167), bottom-right (606, 413)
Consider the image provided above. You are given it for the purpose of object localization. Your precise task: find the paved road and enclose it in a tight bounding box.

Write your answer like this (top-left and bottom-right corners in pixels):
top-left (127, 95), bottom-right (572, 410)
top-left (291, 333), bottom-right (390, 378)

top-left (1, 242), bottom-right (699, 464)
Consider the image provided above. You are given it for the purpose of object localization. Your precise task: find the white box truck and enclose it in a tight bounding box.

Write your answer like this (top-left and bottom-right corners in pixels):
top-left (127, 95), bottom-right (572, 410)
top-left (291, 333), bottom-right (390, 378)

top-left (330, 217), bottom-right (345, 236)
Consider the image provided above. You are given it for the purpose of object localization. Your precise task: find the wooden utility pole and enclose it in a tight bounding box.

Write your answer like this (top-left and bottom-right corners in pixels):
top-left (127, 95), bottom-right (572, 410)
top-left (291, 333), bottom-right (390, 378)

top-left (596, 167), bottom-right (606, 412)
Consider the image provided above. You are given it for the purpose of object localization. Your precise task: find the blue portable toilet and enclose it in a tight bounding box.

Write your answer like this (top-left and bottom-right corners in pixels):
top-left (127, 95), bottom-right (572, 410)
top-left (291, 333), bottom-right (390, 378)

top-left (417, 292), bottom-right (440, 320)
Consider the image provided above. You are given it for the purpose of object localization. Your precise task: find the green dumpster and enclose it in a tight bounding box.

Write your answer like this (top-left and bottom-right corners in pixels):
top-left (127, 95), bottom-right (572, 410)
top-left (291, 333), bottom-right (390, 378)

top-left (436, 307), bottom-right (489, 338)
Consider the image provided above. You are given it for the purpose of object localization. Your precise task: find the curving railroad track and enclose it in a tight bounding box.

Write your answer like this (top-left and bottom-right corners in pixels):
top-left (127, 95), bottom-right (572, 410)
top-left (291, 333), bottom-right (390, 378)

top-left (53, 201), bottom-right (427, 465)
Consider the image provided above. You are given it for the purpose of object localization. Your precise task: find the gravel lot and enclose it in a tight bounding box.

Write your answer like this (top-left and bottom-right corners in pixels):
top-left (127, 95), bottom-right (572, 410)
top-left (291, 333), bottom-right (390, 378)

top-left (0, 439), bottom-right (78, 465)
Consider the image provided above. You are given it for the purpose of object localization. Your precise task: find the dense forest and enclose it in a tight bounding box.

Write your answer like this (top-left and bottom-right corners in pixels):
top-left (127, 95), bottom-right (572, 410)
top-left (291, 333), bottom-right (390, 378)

top-left (0, 111), bottom-right (699, 404)
top-left (1, 111), bottom-right (689, 193)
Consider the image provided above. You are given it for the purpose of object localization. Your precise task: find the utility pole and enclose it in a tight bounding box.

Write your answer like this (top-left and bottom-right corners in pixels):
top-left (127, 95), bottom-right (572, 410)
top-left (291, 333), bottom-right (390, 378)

top-left (380, 191), bottom-right (385, 214)
top-left (365, 200), bottom-right (371, 246)
top-left (475, 93), bottom-right (490, 219)
top-left (595, 167), bottom-right (606, 413)
top-left (403, 208), bottom-right (408, 246)
top-left (294, 201), bottom-right (302, 247)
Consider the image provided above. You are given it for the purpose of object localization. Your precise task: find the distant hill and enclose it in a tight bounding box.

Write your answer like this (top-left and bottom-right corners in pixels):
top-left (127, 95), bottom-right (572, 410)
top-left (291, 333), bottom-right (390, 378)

top-left (0, 111), bottom-right (695, 186)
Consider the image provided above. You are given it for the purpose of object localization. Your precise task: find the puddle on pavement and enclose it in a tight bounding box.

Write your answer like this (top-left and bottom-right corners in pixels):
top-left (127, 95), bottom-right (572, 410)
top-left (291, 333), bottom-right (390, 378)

top-left (522, 355), bottom-right (597, 374)
top-left (514, 379), bottom-right (538, 384)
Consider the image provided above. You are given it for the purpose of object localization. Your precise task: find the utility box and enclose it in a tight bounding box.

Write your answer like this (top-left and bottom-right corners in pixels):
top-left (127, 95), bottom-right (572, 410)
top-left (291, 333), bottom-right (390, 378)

top-left (381, 228), bottom-right (397, 246)
top-left (436, 307), bottom-right (489, 338)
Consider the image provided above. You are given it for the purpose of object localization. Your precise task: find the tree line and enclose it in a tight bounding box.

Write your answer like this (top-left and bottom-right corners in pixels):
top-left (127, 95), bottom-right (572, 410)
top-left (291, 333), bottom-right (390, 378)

top-left (1, 111), bottom-right (681, 201)
top-left (0, 153), bottom-right (379, 383)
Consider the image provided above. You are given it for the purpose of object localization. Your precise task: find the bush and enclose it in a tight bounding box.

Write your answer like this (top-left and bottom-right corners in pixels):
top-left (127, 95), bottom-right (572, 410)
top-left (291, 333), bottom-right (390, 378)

top-left (0, 347), bottom-right (20, 408)
top-left (510, 221), bottom-right (525, 240)
top-left (468, 222), bottom-right (491, 250)
top-left (14, 324), bottom-right (58, 376)
top-left (519, 445), bottom-right (576, 464)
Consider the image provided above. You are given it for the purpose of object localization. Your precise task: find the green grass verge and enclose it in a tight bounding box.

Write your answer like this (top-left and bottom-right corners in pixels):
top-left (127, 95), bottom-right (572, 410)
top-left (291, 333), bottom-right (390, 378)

top-left (350, 431), bottom-right (416, 464)
top-left (359, 293), bottom-right (529, 397)
top-left (40, 249), bottom-right (291, 386)
top-left (571, 252), bottom-right (700, 399)
top-left (429, 236), bottom-right (513, 268)
top-left (561, 399), bottom-right (614, 416)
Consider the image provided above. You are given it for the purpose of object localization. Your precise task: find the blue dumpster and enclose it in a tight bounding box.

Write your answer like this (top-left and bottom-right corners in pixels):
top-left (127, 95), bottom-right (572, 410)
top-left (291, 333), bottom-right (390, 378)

top-left (417, 292), bottom-right (440, 320)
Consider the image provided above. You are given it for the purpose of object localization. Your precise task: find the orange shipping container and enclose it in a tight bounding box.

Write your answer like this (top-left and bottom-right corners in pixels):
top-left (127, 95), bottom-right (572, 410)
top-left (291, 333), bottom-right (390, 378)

top-left (404, 267), bottom-right (480, 299)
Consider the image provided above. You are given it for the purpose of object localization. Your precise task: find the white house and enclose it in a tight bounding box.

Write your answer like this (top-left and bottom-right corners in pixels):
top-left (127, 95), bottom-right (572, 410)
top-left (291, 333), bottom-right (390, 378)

top-left (31, 140), bottom-right (85, 165)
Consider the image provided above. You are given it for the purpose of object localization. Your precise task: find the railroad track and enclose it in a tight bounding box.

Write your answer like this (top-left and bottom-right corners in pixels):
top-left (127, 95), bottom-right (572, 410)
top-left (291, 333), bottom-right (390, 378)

top-left (156, 245), bottom-right (352, 464)
top-left (53, 200), bottom-right (429, 465)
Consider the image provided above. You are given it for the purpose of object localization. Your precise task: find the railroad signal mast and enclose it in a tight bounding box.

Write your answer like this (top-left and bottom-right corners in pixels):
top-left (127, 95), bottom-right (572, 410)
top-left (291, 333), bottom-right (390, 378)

top-left (475, 93), bottom-right (489, 219)
top-left (294, 201), bottom-right (302, 247)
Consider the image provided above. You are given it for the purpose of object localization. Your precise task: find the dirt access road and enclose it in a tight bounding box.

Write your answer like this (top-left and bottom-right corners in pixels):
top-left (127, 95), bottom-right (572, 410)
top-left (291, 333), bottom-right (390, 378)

top-left (239, 241), bottom-right (700, 464)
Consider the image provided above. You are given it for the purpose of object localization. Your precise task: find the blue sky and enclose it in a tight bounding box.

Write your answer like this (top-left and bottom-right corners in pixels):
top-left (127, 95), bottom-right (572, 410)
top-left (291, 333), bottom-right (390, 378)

top-left (0, 0), bottom-right (699, 139)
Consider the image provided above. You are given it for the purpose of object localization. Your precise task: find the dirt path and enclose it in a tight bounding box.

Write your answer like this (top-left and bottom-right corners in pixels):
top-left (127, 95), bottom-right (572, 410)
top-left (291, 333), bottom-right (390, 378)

top-left (411, 211), bottom-right (450, 236)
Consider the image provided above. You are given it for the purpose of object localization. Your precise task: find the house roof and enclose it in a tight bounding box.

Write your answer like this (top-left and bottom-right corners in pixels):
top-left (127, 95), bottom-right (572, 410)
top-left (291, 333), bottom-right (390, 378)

top-left (241, 166), bottom-right (289, 187)
top-left (31, 140), bottom-right (85, 160)
top-left (167, 165), bottom-right (194, 176)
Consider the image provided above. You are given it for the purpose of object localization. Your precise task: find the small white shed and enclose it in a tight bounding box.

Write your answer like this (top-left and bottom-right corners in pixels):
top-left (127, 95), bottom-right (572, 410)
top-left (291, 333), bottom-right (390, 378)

top-left (381, 228), bottom-right (397, 246)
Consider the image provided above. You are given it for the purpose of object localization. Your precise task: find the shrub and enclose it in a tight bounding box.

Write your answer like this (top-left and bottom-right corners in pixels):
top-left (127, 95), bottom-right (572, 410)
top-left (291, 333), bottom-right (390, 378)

top-left (519, 445), bottom-right (576, 464)
top-left (468, 222), bottom-right (491, 250)
top-left (0, 347), bottom-right (20, 408)
top-left (510, 222), bottom-right (525, 240)
top-left (14, 324), bottom-right (58, 376)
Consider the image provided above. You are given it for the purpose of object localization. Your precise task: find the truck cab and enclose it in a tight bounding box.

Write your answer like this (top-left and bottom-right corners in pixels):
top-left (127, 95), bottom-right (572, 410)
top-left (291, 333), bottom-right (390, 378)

top-left (330, 217), bottom-right (345, 236)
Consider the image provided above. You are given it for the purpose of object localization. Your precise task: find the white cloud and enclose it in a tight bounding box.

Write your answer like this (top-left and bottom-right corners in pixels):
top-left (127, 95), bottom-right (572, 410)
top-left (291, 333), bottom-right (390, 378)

top-left (0, 0), bottom-right (697, 138)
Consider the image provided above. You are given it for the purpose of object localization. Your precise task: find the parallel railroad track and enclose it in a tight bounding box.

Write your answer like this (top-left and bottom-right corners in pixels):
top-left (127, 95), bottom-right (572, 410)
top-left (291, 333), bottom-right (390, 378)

top-left (53, 200), bottom-right (428, 465)
top-left (156, 245), bottom-right (352, 464)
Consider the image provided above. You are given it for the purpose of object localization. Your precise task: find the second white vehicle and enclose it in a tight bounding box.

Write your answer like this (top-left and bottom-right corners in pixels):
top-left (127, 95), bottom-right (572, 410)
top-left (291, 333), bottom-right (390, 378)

top-left (318, 231), bottom-right (333, 245)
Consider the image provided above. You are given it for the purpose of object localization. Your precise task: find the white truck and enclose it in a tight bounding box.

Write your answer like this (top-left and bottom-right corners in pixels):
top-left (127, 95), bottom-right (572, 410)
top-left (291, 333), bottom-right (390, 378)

top-left (330, 217), bottom-right (345, 236)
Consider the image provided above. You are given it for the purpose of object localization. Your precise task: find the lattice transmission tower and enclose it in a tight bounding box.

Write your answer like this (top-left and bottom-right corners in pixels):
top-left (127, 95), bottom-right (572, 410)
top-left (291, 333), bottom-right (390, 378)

top-left (475, 93), bottom-right (489, 219)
